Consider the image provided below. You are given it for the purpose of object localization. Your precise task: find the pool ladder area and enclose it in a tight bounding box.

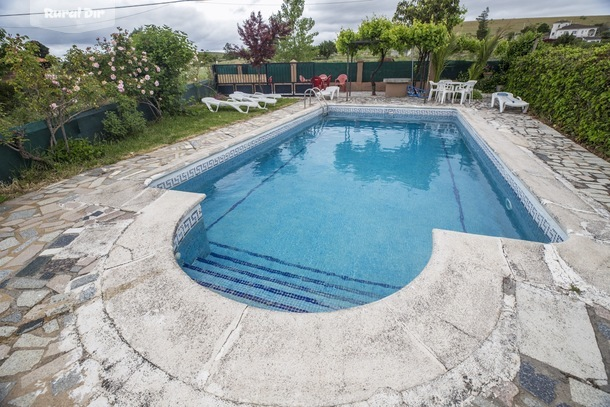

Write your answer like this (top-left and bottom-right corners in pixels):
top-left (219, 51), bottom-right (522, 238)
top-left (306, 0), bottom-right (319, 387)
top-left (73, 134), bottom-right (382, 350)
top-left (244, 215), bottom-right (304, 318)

top-left (303, 87), bottom-right (329, 116)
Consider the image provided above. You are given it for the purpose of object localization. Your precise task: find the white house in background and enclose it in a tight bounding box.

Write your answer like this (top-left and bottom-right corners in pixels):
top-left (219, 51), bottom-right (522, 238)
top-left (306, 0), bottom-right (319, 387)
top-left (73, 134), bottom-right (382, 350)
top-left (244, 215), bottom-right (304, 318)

top-left (549, 21), bottom-right (601, 42)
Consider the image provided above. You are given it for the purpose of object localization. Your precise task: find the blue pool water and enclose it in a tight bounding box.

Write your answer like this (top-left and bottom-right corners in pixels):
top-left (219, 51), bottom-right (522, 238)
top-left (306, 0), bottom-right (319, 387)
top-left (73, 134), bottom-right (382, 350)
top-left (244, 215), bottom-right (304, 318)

top-left (173, 115), bottom-right (553, 313)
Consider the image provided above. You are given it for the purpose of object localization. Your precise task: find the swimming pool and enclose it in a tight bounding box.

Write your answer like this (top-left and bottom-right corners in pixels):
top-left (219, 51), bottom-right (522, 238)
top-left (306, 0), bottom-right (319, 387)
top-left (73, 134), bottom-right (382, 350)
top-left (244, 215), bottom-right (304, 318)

top-left (152, 106), bottom-right (565, 313)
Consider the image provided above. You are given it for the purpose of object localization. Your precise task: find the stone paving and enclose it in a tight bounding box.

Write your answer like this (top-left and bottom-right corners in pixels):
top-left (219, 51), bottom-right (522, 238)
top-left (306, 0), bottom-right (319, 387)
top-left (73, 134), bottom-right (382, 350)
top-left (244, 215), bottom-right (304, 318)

top-left (0, 93), bottom-right (608, 406)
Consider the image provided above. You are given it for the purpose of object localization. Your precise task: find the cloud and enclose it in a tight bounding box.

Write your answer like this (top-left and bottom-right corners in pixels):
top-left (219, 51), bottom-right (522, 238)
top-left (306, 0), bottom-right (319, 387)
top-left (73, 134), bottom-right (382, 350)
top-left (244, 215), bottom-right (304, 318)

top-left (0, 0), bottom-right (608, 55)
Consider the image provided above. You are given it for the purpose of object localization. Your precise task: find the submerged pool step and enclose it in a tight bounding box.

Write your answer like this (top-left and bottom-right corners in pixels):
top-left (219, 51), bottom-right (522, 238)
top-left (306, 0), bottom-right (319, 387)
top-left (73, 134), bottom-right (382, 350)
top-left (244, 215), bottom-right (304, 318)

top-left (183, 242), bottom-right (394, 312)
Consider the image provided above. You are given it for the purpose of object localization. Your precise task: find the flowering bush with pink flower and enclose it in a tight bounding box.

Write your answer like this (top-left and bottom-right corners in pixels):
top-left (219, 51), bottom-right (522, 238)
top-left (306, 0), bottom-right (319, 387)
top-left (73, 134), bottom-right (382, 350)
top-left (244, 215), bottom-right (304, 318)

top-left (0, 35), bottom-right (104, 155)
top-left (89, 28), bottom-right (163, 118)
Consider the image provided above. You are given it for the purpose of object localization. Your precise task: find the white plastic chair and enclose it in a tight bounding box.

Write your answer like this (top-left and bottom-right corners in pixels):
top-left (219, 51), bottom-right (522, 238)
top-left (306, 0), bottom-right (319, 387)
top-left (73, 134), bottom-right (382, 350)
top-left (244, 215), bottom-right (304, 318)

top-left (435, 81), bottom-right (455, 104)
top-left (453, 80), bottom-right (477, 105)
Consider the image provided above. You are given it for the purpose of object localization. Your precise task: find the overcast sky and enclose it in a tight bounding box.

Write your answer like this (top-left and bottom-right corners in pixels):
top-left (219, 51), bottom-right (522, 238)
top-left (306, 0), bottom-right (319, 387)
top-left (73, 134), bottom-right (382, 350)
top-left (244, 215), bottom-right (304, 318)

top-left (0, 0), bottom-right (609, 56)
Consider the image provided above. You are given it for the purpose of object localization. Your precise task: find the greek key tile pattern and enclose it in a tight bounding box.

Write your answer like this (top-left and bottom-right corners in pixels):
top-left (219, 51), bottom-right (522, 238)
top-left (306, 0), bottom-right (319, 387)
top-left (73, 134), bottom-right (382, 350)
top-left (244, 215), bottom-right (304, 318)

top-left (173, 205), bottom-right (203, 250)
top-left (328, 105), bottom-right (458, 120)
top-left (157, 105), bottom-right (565, 245)
top-left (456, 115), bottom-right (566, 243)
top-left (150, 110), bottom-right (321, 190)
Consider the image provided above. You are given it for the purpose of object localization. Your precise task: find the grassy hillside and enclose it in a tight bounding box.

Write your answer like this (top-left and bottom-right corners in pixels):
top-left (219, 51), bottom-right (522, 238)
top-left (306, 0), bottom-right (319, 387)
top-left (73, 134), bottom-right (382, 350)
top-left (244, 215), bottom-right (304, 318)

top-left (454, 15), bottom-right (610, 36)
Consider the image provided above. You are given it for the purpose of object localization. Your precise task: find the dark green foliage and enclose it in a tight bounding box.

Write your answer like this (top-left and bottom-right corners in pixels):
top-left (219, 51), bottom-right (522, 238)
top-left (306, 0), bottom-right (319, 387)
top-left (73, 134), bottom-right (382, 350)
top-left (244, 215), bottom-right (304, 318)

top-left (553, 33), bottom-right (580, 46)
top-left (456, 70), bottom-right (469, 82)
top-left (131, 25), bottom-right (197, 115)
top-left (475, 73), bottom-right (501, 93)
top-left (102, 98), bottom-right (147, 140)
top-left (317, 40), bottom-right (337, 59)
top-left (27, 40), bottom-right (49, 58)
top-left (476, 7), bottom-right (490, 40)
top-left (393, 0), bottom-right (465, 31)
top-left (49, 138), bottom-right (103, 164)
top-left (537, 23), bottom-right (550, 33)
top-left (499, 31), bottom-right (541, 73)
top-left (506, 44), bottom-right (610, 156)
top-left (0, 82), bottom-right (16, 111)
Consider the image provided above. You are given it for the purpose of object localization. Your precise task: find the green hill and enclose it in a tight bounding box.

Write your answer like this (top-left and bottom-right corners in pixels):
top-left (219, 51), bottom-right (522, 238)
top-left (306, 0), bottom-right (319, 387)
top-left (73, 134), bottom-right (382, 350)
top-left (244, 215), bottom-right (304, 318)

top-left (454, 15), bottom-right (610, 36)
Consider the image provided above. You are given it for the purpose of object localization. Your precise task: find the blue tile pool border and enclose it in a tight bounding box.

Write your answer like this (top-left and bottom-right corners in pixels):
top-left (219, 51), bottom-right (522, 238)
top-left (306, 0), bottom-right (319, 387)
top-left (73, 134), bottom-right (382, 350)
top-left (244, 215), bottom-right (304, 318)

top-left (155, 105), bottom-right (566, 249)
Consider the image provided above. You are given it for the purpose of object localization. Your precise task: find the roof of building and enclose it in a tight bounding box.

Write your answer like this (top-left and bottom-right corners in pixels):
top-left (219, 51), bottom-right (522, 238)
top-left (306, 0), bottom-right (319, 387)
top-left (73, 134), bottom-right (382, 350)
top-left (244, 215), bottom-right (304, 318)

top-left (556, 24), bottom-right (598, 30)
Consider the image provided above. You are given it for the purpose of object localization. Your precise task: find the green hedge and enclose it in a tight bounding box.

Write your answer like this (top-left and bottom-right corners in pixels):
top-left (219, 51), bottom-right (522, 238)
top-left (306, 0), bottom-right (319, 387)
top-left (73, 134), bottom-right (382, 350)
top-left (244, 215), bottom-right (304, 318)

top-left (506, 44), bottom-right (610, 156)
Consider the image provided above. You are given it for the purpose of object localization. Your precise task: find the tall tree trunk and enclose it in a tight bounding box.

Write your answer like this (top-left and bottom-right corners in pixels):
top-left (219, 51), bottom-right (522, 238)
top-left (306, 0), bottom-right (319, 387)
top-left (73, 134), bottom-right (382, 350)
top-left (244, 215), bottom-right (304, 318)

top-left (369, 50), bottom-right (386, 96)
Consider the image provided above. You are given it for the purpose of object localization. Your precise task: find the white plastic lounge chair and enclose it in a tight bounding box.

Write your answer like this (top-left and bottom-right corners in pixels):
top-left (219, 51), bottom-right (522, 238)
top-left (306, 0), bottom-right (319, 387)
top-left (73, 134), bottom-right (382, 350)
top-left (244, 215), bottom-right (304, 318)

top-left (201, 97), bottom-right (258, 114)
top-left (320, 85), bottom-right (340, 100)
top-left (491, 92), bottom-right (529, 113)
top-left (230, 92), bottom-right (276, 109)
top-left (254, 91), bottom-right (282, 99)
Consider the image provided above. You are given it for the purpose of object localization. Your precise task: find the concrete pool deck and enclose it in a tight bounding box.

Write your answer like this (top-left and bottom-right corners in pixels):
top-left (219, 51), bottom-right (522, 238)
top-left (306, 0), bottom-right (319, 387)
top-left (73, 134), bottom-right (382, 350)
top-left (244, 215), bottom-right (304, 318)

top-left (0, 94), bottom-right (609, 406)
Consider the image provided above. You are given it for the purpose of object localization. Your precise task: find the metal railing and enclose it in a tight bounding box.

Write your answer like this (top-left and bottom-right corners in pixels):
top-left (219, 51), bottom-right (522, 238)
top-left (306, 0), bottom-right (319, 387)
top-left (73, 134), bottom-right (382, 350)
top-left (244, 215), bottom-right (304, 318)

top-left (303, 87), bottom-right (329, 115)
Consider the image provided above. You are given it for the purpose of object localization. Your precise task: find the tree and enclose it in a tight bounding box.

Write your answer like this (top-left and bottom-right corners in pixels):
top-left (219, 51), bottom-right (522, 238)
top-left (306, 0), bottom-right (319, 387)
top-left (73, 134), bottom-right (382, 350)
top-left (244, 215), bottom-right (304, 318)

top-left (336, 28), bottom-right (360, 61)
top-left (28, 40), bottom-right (49, 59)
top-left (356, 16), bottom-right (395, 95)
top-left (393, 0), bottom-right (466, 32)
top-left (554, 33), bottom-right (579, 46)
top-left (467, 31), bottom-right (504, 79)
top-left (476, 7), bottom-right (490, 40)
top-left (537, 23), bottom-right (550, 33)
top-left (393, 21), bottom-right (449, 88)
top-left (317, 40), bottom-right (337, 59)
top-left (272, 0), bottom-right (318, 61)
top-left (1, 34), bottom-right (103, 156)
top-left (226, 11), bottom-right (291, 67)
top-left (431, 33), bottom-right (459, 81)
top-left (131, 25), bottom-right (196, 115)
top-left (223, 43), bottom-right (239, 60)
top-left (498, 31), bottom-right (542, 74)
top-left (91, 29), bottom-right (164, 119)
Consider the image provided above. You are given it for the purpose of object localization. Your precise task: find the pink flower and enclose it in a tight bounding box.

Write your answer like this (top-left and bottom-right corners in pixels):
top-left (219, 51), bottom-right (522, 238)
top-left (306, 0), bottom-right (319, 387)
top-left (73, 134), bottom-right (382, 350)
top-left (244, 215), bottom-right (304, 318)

top-left (50, 103), bottom-right (58, 110)
top-left (154, 80), bottom-right (159, 87)
top-left (141, 89), bottom-right (145, 94)
top-left (149, 90), bottom-right (153, 95)
top-left (110, 74), bottom-right (116, 80)
top-left (117, 83), bottom-right (125, 93)
top-left (155, 66), bottom-right (160, 73)
top-left (89, 56), bottom-right (95, 61)
top-left (92, 62), bottom-right (99, 68)
top-left (144, 75), bottom-right (150, 80)
top-left (111, 66), bottom-right (116, 71)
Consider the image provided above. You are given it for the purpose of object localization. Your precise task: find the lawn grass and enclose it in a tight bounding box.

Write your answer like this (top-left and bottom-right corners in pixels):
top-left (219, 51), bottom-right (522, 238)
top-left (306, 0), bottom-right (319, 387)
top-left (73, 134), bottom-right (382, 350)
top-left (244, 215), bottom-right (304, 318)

top-left (0, 98), bottom-right (298, 203)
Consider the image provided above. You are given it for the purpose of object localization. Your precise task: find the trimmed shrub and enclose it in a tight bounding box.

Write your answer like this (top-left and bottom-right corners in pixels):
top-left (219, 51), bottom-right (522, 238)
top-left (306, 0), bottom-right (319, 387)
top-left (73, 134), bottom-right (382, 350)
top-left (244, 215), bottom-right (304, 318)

top-left (102, 98), bottom-right (147, 140)
top-left (506, 44), bottom-right (610, 156)
top-left (49, 139), bottom-right (103, 164)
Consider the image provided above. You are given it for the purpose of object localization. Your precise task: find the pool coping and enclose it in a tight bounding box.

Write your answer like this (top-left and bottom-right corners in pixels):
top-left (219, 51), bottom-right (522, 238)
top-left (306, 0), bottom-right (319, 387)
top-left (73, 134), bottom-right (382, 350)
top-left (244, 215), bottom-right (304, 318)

top-left (76, 102), bottom-right (610, 405)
